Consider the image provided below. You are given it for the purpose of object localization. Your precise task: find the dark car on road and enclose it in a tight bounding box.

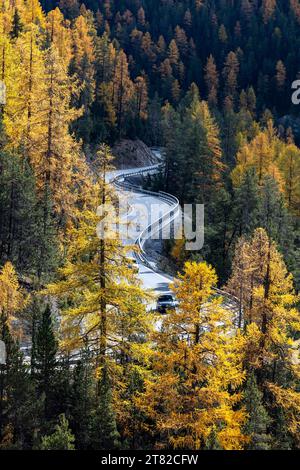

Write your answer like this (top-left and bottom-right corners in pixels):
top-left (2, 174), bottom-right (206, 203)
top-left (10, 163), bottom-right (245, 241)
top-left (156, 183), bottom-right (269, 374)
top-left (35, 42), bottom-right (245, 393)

top-left (156, 294), bottom-right (178, 314)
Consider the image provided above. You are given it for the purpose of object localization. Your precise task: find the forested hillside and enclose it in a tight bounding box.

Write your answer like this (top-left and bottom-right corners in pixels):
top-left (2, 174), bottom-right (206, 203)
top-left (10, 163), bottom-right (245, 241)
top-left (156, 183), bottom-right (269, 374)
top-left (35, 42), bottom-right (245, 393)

top-left (0, 0), bottom-right (300, 451)
top-left (40, 0), bottom-right (300, 124)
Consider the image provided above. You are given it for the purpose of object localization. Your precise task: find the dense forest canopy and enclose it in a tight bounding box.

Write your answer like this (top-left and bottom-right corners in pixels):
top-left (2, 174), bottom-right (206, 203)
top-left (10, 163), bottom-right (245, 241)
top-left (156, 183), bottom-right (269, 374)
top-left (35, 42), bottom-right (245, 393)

top-left (40, 0), bottom-right (300, 119)
top-left (0, 0), bottom-right (300, 452)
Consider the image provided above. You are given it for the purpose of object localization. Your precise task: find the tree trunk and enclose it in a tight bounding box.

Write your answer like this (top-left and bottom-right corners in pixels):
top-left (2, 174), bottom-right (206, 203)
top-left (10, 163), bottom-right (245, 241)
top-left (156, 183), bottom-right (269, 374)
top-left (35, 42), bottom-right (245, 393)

top-left (99, 158), bottom-right (107, 364)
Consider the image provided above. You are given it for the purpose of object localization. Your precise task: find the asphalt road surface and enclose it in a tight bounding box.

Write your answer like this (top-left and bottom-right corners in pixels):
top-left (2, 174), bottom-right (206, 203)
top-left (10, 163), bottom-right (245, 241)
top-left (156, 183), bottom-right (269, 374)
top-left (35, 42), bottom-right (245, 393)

top-left (107, 163), bottom-right (176, 300)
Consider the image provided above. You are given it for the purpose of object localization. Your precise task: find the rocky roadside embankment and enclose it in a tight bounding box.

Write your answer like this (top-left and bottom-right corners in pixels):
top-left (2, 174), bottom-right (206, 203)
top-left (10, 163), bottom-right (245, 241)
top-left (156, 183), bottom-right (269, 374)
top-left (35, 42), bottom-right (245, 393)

top-left (112, 139), bottom-right (161, 168)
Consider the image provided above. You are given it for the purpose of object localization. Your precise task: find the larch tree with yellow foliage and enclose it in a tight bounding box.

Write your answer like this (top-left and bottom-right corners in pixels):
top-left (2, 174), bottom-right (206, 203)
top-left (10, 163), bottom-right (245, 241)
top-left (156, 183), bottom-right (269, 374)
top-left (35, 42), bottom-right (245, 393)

top-left (225, 236), bottom-right (253, 328)
top-left (137, 261), bottom-right (247, 450)
top-left (231, 121), bottom-right (282, 187)
top-left (277, 143), bottom-right (300, 215)
top-left (93, 32), bottom-right (117, 139)
top-left (38, 42), bottom-right (97, 231)
top-left (46, 8), bottom-right (72, 64)
top-left (70, 14), bottom-right (95, 142)
top-left (134, 75), bottom-right (148, 122)
top-left (189, 98), bottom-right (224, 203)
top-left (113, 49), bottom-right (134, 137)
top-left (5, 26), bottom-right (46, 159)
top-left (0, 262), bottom-right (28, 338)
top-left (227, 228), bottom-right (300, 446)
top-left (231, 121), bottom-right (300, 221)
top-left (45, 145), bottom-right (153, 422)
top-left (0, 1), bottom-right (96, 232)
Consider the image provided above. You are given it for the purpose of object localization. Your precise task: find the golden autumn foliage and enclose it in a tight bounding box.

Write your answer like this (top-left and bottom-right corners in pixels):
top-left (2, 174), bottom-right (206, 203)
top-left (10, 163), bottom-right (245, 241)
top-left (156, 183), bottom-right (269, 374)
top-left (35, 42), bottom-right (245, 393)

top-left (0, 0), bottom-right (299, 452)
top-left (277, 143), bottom-right (300, 215)
top-left (231, 121), bottom-right (283, 187)
top-left (137, 261), bottom-right (247, 450)
top-left (227, 228), bottom-right (300, 442)
top-left (191, 99), bottom-right (224, 189)
top-left (44, 146), bottom-right (154, 437)
top-left (4, 27), bottom-right (46, 156)
top-left (19, 0), bottom-right (46, 27)
top-left (44, 145), bottom-right (152, 360)
top-left (0, 2), bottom-right (99, 230)
top-left (231, 121), bottom-right (300, 215)
top-left (46, 8), bottom-right (72, 63)
top-left (0, 262), bottom-right (28, 336)
top-left (227, 228), bottom-right (299, 337)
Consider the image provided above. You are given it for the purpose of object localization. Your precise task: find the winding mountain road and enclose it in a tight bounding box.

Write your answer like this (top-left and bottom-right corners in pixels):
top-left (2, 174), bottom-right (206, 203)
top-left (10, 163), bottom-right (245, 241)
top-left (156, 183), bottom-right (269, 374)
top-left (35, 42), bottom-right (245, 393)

top-left (108, 155), bottom-right (240, 318)
top-left (108, 162), bottom-right (177, 297)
